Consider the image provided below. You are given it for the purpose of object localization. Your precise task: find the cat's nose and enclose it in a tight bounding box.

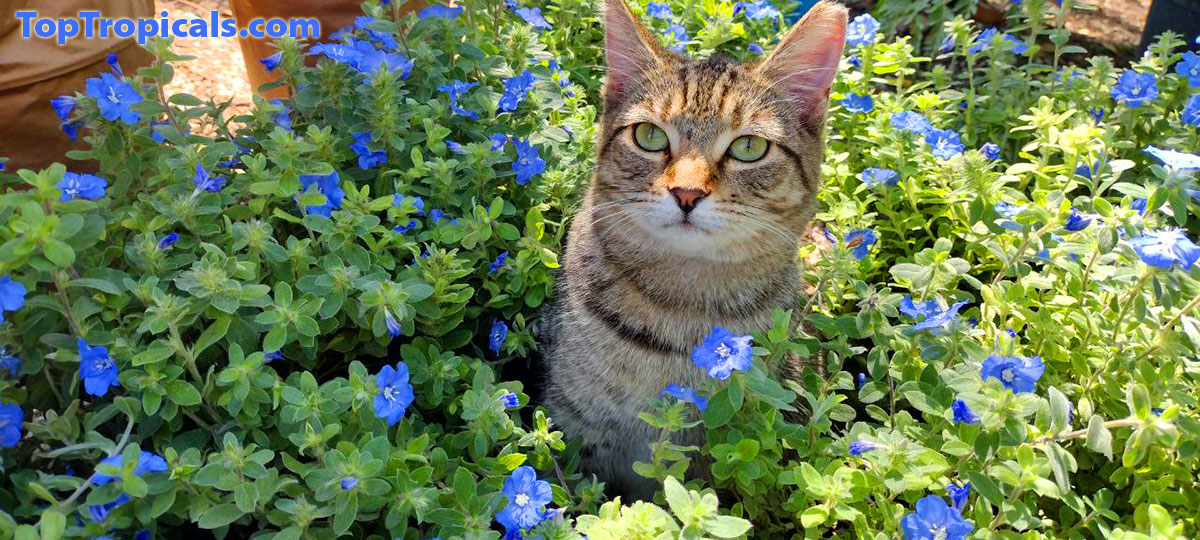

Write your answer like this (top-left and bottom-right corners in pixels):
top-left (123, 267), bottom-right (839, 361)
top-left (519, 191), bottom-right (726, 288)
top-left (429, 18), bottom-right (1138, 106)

top-left (670, 187), bottom-right (709, 213)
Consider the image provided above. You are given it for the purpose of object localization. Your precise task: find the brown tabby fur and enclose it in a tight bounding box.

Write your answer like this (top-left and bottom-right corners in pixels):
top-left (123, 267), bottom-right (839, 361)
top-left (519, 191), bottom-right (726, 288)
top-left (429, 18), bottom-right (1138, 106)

top-left (541, 0), bottom-right (847, 499)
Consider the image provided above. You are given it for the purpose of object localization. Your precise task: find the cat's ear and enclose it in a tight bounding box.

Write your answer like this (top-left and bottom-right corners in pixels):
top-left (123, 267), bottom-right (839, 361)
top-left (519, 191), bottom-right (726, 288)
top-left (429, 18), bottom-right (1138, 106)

top-left (756, 1), bottom-right (847, 120)
top-left (602, 0), bottom-right (667, 104)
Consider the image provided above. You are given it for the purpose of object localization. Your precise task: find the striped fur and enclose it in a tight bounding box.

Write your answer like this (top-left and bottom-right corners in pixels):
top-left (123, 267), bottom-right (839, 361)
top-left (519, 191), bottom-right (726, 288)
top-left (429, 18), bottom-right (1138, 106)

top-left (543, 0), bottom-right (847, 498)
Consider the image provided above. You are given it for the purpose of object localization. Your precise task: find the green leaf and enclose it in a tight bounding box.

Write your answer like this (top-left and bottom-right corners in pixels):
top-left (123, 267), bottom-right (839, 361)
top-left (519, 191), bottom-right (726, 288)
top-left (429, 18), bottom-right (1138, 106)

top-left (709, 515), bottom-right (752, 538)
top-left (194, 317), bottom-right (230, 356)
top-left (165, 381), bottom-right (202, 406)
top-left (800, 505), bottom-right (828, 528)
top-left (966, 471), bottom-right (1003, 506)
top-left (1126, 383), bottom-right (1151, 419)
top-left (43, 239), bottom-right (75, 267)
top-left (197, 503), bottom-right (244, 529)
top-left (37, 509), bottom-right (66, 540)
top-left (662, 476), bottom-right (690, 518)
top-left (1086, 415), bottom-right (1113, 459)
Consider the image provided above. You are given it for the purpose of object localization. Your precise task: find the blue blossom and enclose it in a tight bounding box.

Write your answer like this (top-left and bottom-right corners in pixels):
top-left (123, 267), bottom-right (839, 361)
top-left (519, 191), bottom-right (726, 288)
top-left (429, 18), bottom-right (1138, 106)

top-left (994, 201), bottom-right (1027, 230)
top-left (58, 172), bottom-right (108, 202)
top-left (0, 402), bottom-right (21, 448)
top-left (437, 80), bottom-right (480, 120)
top-left (341, 476), bottom-right (359, 490)
top-left (1182, 95), bottom-right (1200, 127)
top-left (1176, 51), bottom-right (1200, 86)
top-left (497, 71), bottom-right (538, 112)
top-left (158, 232), bottom-right (179, 250)
top-left (1144, 145), bottom-right (1200, 170)
top-left (354, 16), bottom-right (399, 49)
top-left (499, 392), bottom-right (520, 409)
top-left (843, 229), bottom-right (877, 259)
top-left (734, 0), bottom-right (781, 20)
top-left (429, 209), bottom-right (449, 225)
top-left (846, 14), bottom-right (880, 46)
top-left (135, 531), bottom-right (150, 540)
top-left (692, 326), bottom-right (753, 380)
top-left (193, 163), bottom-right (226, 193)
top-left (925, 128), bottom-right (965, 160)
top-left (264, 350), bottom-right (283, 363)
top-left (489, 133), bottom-right (509, 151)
top-left (861, 167), bottom-right (899, 187)
top-left (88, 493), bottom-right (130, 522)
top-left (489, 251), bottom-right (509, 274)
top-left (901, 495), bottom-right (973, 540)
top-left (85, 72), bottom-right (142, 124)
top-left (106, 52), bottom-right (122, 74)
top-left (890, 111), bottom-right (933, 135)
top-left (352, 41), bottom-right (413, 78)
top-left (1064, 208), bottom-right (1091, 231)
top-left (1003, 33), bottom-right (1030, 54)
top-left (664, 24), bottom-right (689, 53)
top-left (384, 309), bottom-right (402, 338)
top-left (298, 171), bottom-right (344, 217)
top-left (260, 51), bottom-right (282, 72)
top-left (899, 296), bottom-right (941, 320)
top-left (61, 120), bottom-right (83, 141)
top-left (646, 2), bottom-right (674, 19)
top-left (952, 399), bottom-right (980, 424)
top-left (373, 362), bottom-right (414, 426)
top-left (840, 93), bottom-right (874, 114)
top-left (1130, 229), bottom-right (1200, 269)
top-left (393, 193), bottom-right (425, 215)
top-left (0, 348), bottom-right (18, 377)
top-left (350, 131), bottom-right (388, 169)
top-left (1110, 71), bottom-right (1159, 108)
top-left (310, 42), bottom-right (361, 64)
top-left (856, 373), bottom-right (867, 389)
top-left (912, 301), bottom-right (969, 334)
top-left (495, 466), bottom-right (553, 533)
top-left (418, 4), bottom-right (463, 19)
top-left (939, 34), bottom-right (956, 53)
top-left (79, 339), bottom-right (119, 396)
top-left (1089, 107), bottom-right (1106, 124)
top-left (849, 440), bottom-right (879, 456)
top-left (946, 483), bottom-right (971, 512)
top-left (0, 275), bottom-right (27, 324)
top-left (393, 219), bottom-right (418, 234)
top-left (490, 321), bottom-right (508, 353)
top-left (91, 450), bottom-right (168, 485)
top-left (846, 54), bottom-right (860, 66)
top-left (514, 7), bottom-right (552, 29)
top-left (445, 140), bottom-right (465, 154)
top-left (512, 139), bottom-right (546, 185)
top-left (269, 99), bottom-right (292, 130)
top-left (981, 355), bottom-right (1044, 393)
top-left (968, 28), bottom-right (997, 55)
top-left (660, 384), bottom-right (708, 411)
top-left (50, 96), bottom-right (76, 122)
top-left (1132, 198), bottom-right (1148, 215)
top-left (980, 142), bottom-right (1001, 160)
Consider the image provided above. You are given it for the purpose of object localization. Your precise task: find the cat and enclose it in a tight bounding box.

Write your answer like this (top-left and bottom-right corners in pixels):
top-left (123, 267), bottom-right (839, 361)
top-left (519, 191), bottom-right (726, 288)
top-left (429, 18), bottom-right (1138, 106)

top-left (540, 0), bottom-right (847, 499)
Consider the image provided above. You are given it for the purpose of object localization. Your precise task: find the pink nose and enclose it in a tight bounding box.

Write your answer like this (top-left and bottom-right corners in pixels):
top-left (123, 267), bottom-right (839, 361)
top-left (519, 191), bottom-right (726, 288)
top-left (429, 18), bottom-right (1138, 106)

top-left (670, 187), bottom-right (708, 213)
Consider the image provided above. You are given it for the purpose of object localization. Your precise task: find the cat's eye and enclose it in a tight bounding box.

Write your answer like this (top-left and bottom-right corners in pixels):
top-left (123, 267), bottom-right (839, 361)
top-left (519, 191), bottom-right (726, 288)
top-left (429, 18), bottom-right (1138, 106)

top-left (633, 123), bottom-right (670, 152)
top-left (727, 135), bottom-right (770, 162)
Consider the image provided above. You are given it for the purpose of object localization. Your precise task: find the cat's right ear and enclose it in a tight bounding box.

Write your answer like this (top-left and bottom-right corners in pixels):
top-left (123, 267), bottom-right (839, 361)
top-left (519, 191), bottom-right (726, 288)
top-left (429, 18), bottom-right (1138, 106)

top-left (602, 0), bottom-right (666, 105)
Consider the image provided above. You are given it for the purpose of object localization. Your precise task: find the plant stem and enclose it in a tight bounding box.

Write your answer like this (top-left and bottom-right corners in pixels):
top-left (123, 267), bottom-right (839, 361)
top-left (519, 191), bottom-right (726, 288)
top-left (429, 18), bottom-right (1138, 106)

top-left (991, 222), bottom-right (1057, 286)
top-left (52, 271), bottom-right (84, 337)
top-left (59, 414), bottom-right (135, 508)
top-left (1033, 418), bottom-right (1141, 446)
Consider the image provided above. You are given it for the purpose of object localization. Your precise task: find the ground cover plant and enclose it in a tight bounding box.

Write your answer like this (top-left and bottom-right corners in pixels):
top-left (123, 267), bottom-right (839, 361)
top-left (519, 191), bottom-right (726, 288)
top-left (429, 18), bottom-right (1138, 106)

top-left (1, 0), bottom-right (1199, 538)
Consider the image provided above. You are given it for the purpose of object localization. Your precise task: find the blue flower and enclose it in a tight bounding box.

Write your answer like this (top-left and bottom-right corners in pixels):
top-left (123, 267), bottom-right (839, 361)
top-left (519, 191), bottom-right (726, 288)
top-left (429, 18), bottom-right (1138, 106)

top-left (846, 54), bottom-right (861, 67)
top-left (1130, 229), bottom-right (1200, 269)
top-left (692, 327), bottom-right (753, 380)
top-left (843, 229), bottom-right (877, 259)
top-left (429, 209), bottom-right (448, 225)
top-left (512, 139), bottom-right (546, 185)
top-left (310, 42), bottom-right (360, 64)
top-left (890, 111), bottom-right (933, 135)
top-left (840, 93), bottom-right (874, 114)
top-left (497, 71), bottom-right (537, 113)
top-left (664, 24), bottom-right (689, 53)
top-left (514, 7), bottom-right (552, 29)
top-left (61, 120), bottom-right (83, 141)
top-left (1176, 51), bottom-right (1200, 87)
top-left (393, 219), bottom-right (418, 234)
top-left (734, 0), bottom-right (781, 20)
top-left (901, 495), bottom-right (974, 540)
top-left (499, 392), bottom-right (520, 409)
top-left (848, 440), bottom-right (879, 456)
top-left (1144, 145), bottom-right (1200, 170)
top-left (981, 355), bottom-right (1044, 393)
top-left (58, 172), bottom-right (108, 202)
top-left (899, 296), bottom-right (941, 320)
top-left (445, 140), bottom-right (465, 154)
top-left (490, 321), bottom-right (508, 353)
top-left (1111, 71), bottom-right (1159, 108)
top-left (352, 42), bottom-right (413, 78)
top-left (0, 402), bottom-right (22, 448)
top-left (1089, 107), bottom-right (1106, 124)
top-left (861, 167), bottom-right (899, 187)
top-left (85, 72), bottom-right (142, 124)
top-left (350, 131), bottom-right (388, 169)
top-left (1182, 95), bottom-right (1200, 127)
top-left (646, 2), bottom-right (674, 19)
top-left (925, 128), bottom-right (965, 160)
top-left (846, 14), bottom-right (880, 46)
top-left (912, 301), bottom-right (969, 334)
top-left (88, 493), bottom-right (130, 523)
top-left (260, 51), bottom-right (282, 72)
top-left (489, 251), bottom-right (509, 274)
top-left (1003, 33), bottom-right (1030, 54)
top-left (856, 373), bottom-right (867, 389)
top-left (106, 52), bottom-right (122, 75)
top-left (341, 476), bottom-right (358, 490)
top-left (373, 363), bottom-right (414, 426)
top-left (135, 531), bottom-right (150, 540)
top-left (952, 399), bottom-right (980, 424)
top-left (0, 275), bottom-right (27, 324)
top-left (354, 16), bottom-right (399, 49)
top-left (269, 99), bottom-right (292, 130)
top-left (418, 4), bottom-right (463, 19)
top-left (384, 309), bottom-right (402, 338)
top-left (489, 133), bottom-right (509, 151)
top-left (264, 350), bottom-right (283, 363)
top-left (939, 34), bottom-right (956, 53)
top-left (1064, 208), bottom-right (1091, 232)
top-left (79, 339), bottom-right (119, 397)
top-left (91, 450), bottom-right (168, 485)
top-left (298, 171), bottom-right (344, 217)
top-left (0, 349), bottom-right (18, 377)
top-left (437, 80), bottom-right (480, 120)
top-left (980, 142), bottom-right (1001, 160)
top-left (50, 96), bottom-right (76, 122)
top-left (158, 232), bottom-right (179, 250)
top-left (946, 483), bottom-right (971, 512)
top-left (394, 193), bottom-right (425, 215)
top-left (968, 28), bottom-right (997, 55)
top-left (496, 466), bottom-right (553, 533)
top-left (1132, 198), bottom-right (1148, 215)
top-left (660, 384), bottom-right (708, 411)
top-left (193, 163), bottom-right (226, 193)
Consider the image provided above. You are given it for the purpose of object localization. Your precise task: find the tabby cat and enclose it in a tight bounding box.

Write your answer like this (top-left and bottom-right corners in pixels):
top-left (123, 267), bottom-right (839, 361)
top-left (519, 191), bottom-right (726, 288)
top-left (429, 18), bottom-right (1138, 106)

top-left (541, 0), bottom-right (847, 498)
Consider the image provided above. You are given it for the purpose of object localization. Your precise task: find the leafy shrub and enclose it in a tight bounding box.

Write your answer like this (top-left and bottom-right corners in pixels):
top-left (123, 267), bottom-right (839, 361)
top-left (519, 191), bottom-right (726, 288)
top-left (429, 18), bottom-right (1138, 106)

top-left (1, 0), bottom-right (1199, 538)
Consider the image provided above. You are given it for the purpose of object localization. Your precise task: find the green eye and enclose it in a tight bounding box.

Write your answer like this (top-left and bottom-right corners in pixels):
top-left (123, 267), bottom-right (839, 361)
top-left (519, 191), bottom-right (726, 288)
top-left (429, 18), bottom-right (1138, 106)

top-left (633, 123), bottom-right (670, 152)
top-left (727, 135), bottom-right (770, 162)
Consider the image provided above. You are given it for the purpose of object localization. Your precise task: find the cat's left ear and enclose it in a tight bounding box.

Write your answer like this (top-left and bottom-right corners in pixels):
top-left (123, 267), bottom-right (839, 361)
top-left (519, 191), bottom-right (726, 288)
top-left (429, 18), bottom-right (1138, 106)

top-left (755, 1), bottom-right (847, 122)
